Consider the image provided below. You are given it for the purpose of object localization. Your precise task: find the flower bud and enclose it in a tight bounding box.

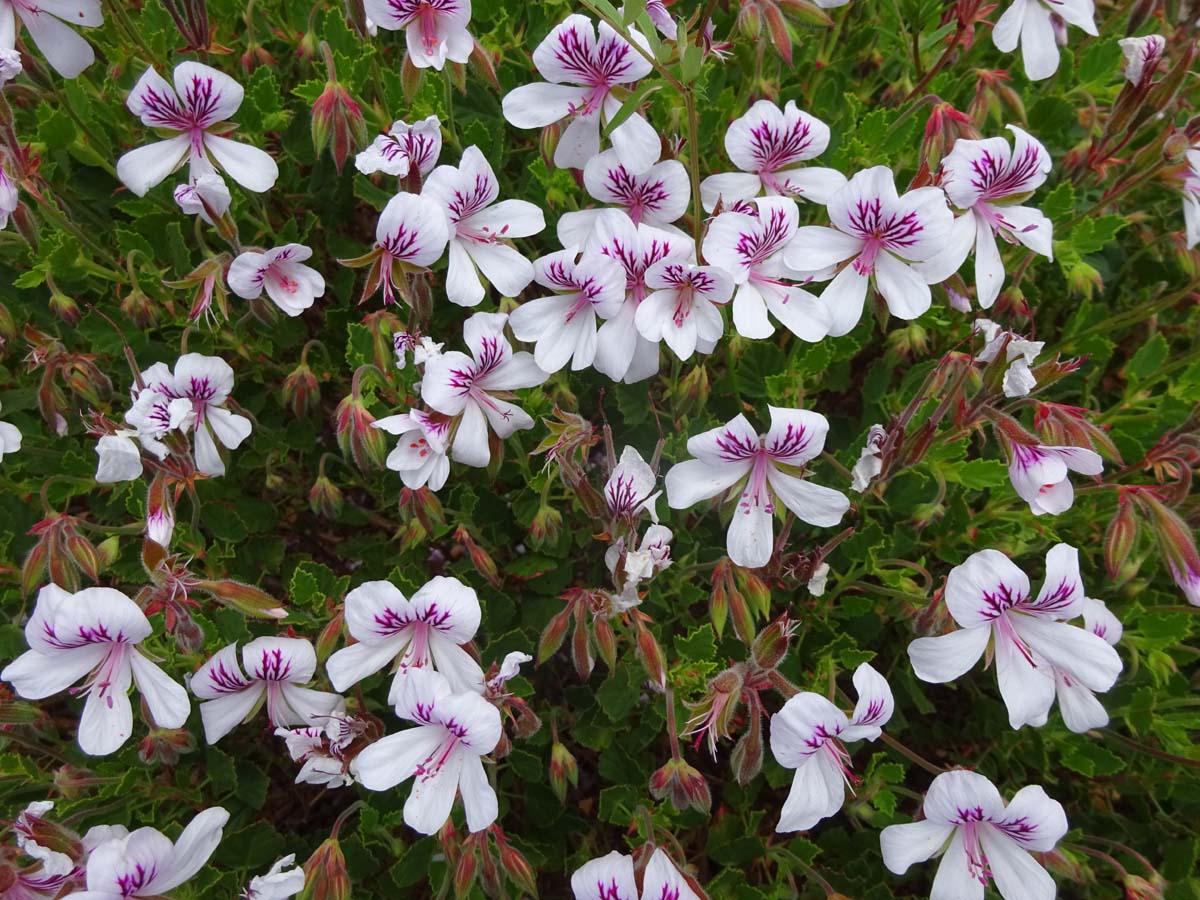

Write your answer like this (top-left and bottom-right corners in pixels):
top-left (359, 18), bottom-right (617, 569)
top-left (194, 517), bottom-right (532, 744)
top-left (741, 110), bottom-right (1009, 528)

top-left (1104, 496), bottom-right (1139, 580)
top-left (138, 727), bottom-right (195, 766)
top-left (120, 283), bottom-right (159, 329)
top-left (401, 53), bottom-right (423, 103)
top-left (537, 606), bottom-right (571, 665)
top-left (751, 613), bottom-right (797, 671)
top-left (496, 836), bottom-right (538, 898)
top-left (729, 589), bottom-right (756, 646)
top-left (283, 362), bottom-right (320, 418)
top-left (529, 505), bottom-right (563, 548)
top-left (593, 615), bottom-right (617, 670)
top-left (1137, 493), bottom-right (1200, 605)
top-left (549, 742), bottom-right (578, 803)
top-left (539, 122), bottom-right (561, 172)
top-left (730, 710), bottom-right (763, 784)
top-left (315, 606), bottom-right (345, 665)
top-left (673, 364), bottom-right (710, 418)
top-left (194, 579), bottom-right (287, 619)
top-left (48, 287), bottom-right (81, 324)
top-left (733, 567), bottom-right (771, 617)
top-left (649, 756), bottom-right (712, 814)
top-left (309, 474), bottom-right (344, 519)
top-left (299, 837), bottom-right (350, 900)
top-left (312, 80), bottom-right (368, 174)
top-left (1124, 874), bottom-right (1166, 900)
top-left (455, 526), bottom-right (501, 588)
top-left (478, 839), bottom-right (501, 896)
top-left (637, 622), bottom-right (667, 689)
top-left (334, 394), bottom-right (387, 473)
top-left (572, 603), bottom-right (594, 681)
top-left (146, 472), bottom-right (175, 548)
top-left (453, 846), bottom-right (478, 899)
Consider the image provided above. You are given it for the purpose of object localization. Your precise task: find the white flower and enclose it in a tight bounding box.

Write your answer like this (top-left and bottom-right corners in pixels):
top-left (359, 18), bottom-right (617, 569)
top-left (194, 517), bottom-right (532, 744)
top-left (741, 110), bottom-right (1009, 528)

top-left (0, 164), bottom-right (18, 230)
top-left (881, 771), bottom-right (1067, 900)
top-left (118, 62), bottom-right (279, 197)
top-left (0, 0), bottom-right (101, 79)
top-left (78, 808), bottom-right (229, 900)
top-left (1119, 34), bottom-right (1165, 84)
top-left (423, 146), bottom-right (546, 306)
top-left (786, 166), bottom-right (954, 336)
top-left (1007, 441), bottom-right (1103, 515)
top-left (770, 663), bottom-right (894, 831)
top-left (365, 0), bottom-right (473, 70)
top-left (487, 651), bottom-right (533, 690)
top-left (584, 209), bottom-right (693, 383)
top-left (908, 545), bottom-right (1123, 729)
top-left (1, 585), bottom-right (190, 756)
top-left (173, 170), bottom-right (231, 225)
top-left (0, 400), bottom-right (21, 463)
top-left (917, 127), bottom-right (1053, 309)
top-left (705, 196), bottom-right (829, 342)
top-left (326, 575), bottom-right (485, 699)
top-left (191, 637), bottom-right (345, 743)
top-left (275, 723), bottom-right (353, 789)
top-left (243, 854), bottom-right (306, 900)
top-left (974, 319), bottom-right (1045, 397)
top-left (351, 668), bottom-right (502, 835)
top-left (849, 423), bottom-right (887, 493)
top-left (635, 260), bottom-right (733, 361)
top-left (127, 353), bottom-right (253, 477)
top-left (557, 148), bottom-right (690, 245)
top-left (502, 14), bottom-right (658, 173)
top-left (665, 407), bottom-right (850, 568)
top-left (701, 100), bottom-right (846, 212)
top-left (992, 0), bottom-right (1097, 80)
top-left (1055, 596), bottom-right (1124, 732)
top-left (0, 47), bottom-right (23, 84)
top-left (94, 431), bottom-right (145, 483)
top-left (571, 848), bottom-right (700, 900)
top-left (605, 445), bottom-right (661, 522)
top-left (356, 115), bottom-right (443, 177)
top-left (420, 311), bottom-right (548, 466)
top-left (624, 523), bottom-right (673, 582)
top-left (374, 409), bottom-right (452, 491)
top-left (228, 244), bottom-right (326, 317)
top-left (508, 247), bottom-right (626, 373)
top-left (372, 191), bottom-right (451, 305)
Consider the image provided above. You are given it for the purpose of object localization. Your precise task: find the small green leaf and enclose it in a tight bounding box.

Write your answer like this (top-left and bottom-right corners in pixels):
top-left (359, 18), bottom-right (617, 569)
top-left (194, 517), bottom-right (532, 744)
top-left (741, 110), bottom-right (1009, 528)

top-left (602, 81), bottom-right (662, 138)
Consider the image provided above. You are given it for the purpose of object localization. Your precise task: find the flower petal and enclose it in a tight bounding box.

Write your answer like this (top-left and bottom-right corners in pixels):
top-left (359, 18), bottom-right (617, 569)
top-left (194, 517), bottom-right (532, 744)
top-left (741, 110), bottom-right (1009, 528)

top-left (570, 850), bottom-right (638, 900)
top-left (944, 549), bottom-right (1031, 629)
top-left (203, 134), bottom-right (279, 193)
top-left (116, 136), bottom-right (190, 197)
top-left (129, 650), bottom-right (189, 729)
top-left (908, 627), bottom-right (990, 683)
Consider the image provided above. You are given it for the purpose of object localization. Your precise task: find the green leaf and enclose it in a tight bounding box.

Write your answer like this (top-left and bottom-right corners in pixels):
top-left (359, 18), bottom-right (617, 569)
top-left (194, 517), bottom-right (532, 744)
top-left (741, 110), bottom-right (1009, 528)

top-left (1070, 215), bottom-right (1127, 254)
top-left (1126, 333), bottom-right (1169, 383)
top-left (1041, 181), bottom-right (1075, 222)
top-left (675, 624), bottom-right (717, 661)
top-left (1061, 741), bottom-right (1125, 777)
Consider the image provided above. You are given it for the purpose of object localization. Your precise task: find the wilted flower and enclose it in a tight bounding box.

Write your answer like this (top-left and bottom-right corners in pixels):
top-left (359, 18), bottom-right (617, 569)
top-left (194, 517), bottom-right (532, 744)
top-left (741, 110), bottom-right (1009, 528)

top-left (975, 318), bottom-right (1045, 397)
top-left (351, 668), bottom-right (502, 834)
top-left (786, 166), bottom-right (954, 336)
top-left (422, 146), bottom-right (545, 306)
top-left (228, 244), bottom-right (327, 317)
top-left (502, 14), bottom-right (658, 173)
top-left (0, 0), bottom-right (101, 79)
top-left (326, 575), bottom-right (485, 698)
top-left (243, 854), bottom-right (306, 900)
top-left (173, 170), bottom-right (231, 225)
top-left (1, 584), bottom-right (190, 756)
top-left (0, 46), bottom-right (23, 83)
top-left (365, 0), bottom-right (474, 70)
top-left (850, 423), bottom-right (887, 492)
top-left (1119, 34), bottom-right (1165, 84)
top-left (356, 115), bottom-right (443, 178)
top-left (191, 637), bottom-right (345, 743)
top-left (908, 545), bottom-right (1122, 729)
top-left (701, 100), bottom-right (846, 211)
top-left (118, 62), bottom-right (279, 196)
top-left (881, 771), bottom-right (1067, 900)
top-left (665, 407), bottom-right (849, 568)
top-left (769, 663), bottom-right (894, 831)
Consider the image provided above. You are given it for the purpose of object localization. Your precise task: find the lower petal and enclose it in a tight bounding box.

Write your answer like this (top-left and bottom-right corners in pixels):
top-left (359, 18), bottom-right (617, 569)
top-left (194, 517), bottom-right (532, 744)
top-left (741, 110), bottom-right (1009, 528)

top-left (907, 627), bottom-right (990, 683)
top-left (199, 685), bottom-right (264, 744)
top-left (930, 831), bottom-right (985, 900)
top-left (766, 469), bottom-right (849, 527)
top-left (726, 487), bottom-right (775, 569)
top-left (129, 651), bottom-right (190, 729)
top-left (874, 253), bottom-right (931, 320)
top-left (116, 137), bottom-right (190, 197)
top-left (351, 726), bottom-right (443, 791)
top-left (821, 264), bottom-right (870, 337)
top-left (458, 754), bottom-right (499, 833)
top-left (880, 820), bottom-right (955, 875)
top-left (204, 134), bottom-right (280, 193)
top-left (978, 827), bottom-right (1056, 900)
top-left (404, 749), bottom-right (464, 835)
top-left (732, 283), bottom-right (775, 339)
top-left (776, 756), bottom-right (844, 832)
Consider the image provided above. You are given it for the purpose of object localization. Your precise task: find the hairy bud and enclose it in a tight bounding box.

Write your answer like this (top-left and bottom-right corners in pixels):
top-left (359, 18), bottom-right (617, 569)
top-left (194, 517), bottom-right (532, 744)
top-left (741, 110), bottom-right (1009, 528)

top-left (299, 837), bottom-right (350, 900)
top-left (649, 756), bottom-right (712, 814)
top-left (549, 742), bottom-right (579, 803)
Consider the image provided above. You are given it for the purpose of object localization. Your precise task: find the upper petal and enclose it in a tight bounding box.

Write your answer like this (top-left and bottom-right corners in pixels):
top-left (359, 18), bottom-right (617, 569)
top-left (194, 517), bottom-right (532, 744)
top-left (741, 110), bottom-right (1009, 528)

top-left (944, 549), bottom-right (1031, 629)
top-left (570, 850), bottom-right (638, 900)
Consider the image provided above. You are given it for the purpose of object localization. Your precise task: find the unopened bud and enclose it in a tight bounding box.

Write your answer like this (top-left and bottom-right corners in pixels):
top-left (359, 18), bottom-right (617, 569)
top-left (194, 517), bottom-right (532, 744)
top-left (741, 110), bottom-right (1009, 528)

top-left (1104, 496), bottom-right (1139, 580)
top-left (309, 474), bottom-right (344, 519)
top-left (453, 846), bottom-right (477, 899)
top-left (299, 837), bottom-right (350, 900)
top-left (730, 711), bottom-right (763, 784)
top-left (1163, 131), bottom-right (1190, 163)
top-left (649, 756), bottom-right (712, 814)
top-left (1124, 874), bottom-right (1166, 900)
top-left (195, 579), bottom-right (287, 619)
top-left (283, 362), bottom-right (320, 417)
top-left (334, 394), bottom-right (387, 472)
top-left (138, 727), bottom-right (195, 766)
top-left (312, 79), bottom-right (368, 173)
top-left (315, 606), bottom-right (344, 664)
top-left (636, 623), bottom-right (667, 688)
top-left (733, 567), bottom-right (771, 617)
top-left (751, 613), bottom-right (797, 671)
top-left (529, 505), bottom-right (563, 548)
top-left (455, 526), bottom-right (501, 588)
top-left (48, 288), bottom-right (81, 324)
top-left (549, 742), bottom-right (578, 803)
top-left (496, 837), bottom-right (538, 898)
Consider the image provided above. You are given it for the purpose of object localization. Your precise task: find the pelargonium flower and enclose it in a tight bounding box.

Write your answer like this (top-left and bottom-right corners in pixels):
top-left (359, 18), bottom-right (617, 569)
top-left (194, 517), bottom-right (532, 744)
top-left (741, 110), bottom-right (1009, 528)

top-left (228, 244), bottom-right (326, 317)
top-left (173, 170), bottom-right (231, 224)
top-left (704, 196), bottom-right (830, 342)
top-left (557, 149), bottom-right (690, 245)
top-left (907, 545), bottom-right (1122, 729)
top-left (502, 14), bottom-right (658, 173)
top-left (571, 848), bottom-right (701, 900)
top-left (636, 260), bottom-right (733, 361)
top-left (974, 319), bottom-right (1044, 398)
top-left (583, 209), bottom-right (693, 383)
top-left (769, 663), bottom-right (894, 832)
top-left (508, 248), bottom-right (626, 373)
top-left (117, 62), bottom-right (279, 197)
top-left (664, 407), bottom-right (850, 568)
top-left (364, 0), bottom-right (473, 70)
top-left (1, 584), bottom-right (190, 756)
top-left (374, 409), bottom-right (452, 491)
top-left (1056, 597), bottom-right (1124, 732)
top-left (365, 191), bottom-right (450, 306)
top-left (422, 146), bottom-right (546, 306)
top-left (420, 311), bottom-right (548, 465)
top-left (917, 127), bottom-right (1053, 309)
top-left (700, 100), bottom-right (846, 212)
top-left (191, 637), bottom-right (345, 743)
top-left (1119, 34), bottom-right (1165, 84)
top-left (75, 808), bottom-right (229, 900)
top-left (0, 400), bottom-right (21, 463)
top-left (0, 0), bottom-right (101, 79)
top-left (992, 0), bottom-right (1097, 81)
top-left (356, 115), bottom-right (443, 178)
top-left (275, 714), bottom-right (359, 788)
top-left (785, 166), bottom-right (953, 337)
top-left (127, 353), bottom-right (253, 478)
top-left (1006, 440), bottom-right (1103, 515)
top-left (351, 668), bottom-right (502, 835)
top-left (605, 445), bottom-right (661, 523)
top-left (326, 575), bottom-right (485, 699)
top-left (0, 164), bottom-right (18, 229)
top-left (243, 854), bottom-right (306, 900)
top-left (881, 770), bottom-right (1067, 900)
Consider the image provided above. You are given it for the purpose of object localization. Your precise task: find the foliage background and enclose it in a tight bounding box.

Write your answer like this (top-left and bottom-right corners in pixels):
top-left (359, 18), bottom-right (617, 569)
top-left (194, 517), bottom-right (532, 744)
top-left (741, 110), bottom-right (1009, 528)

top-left (0, 0), bottom-right (1198, 897)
